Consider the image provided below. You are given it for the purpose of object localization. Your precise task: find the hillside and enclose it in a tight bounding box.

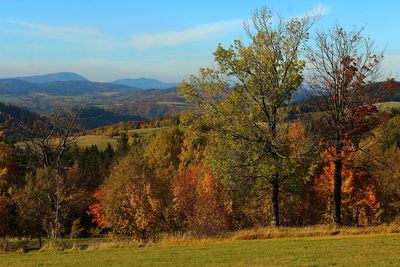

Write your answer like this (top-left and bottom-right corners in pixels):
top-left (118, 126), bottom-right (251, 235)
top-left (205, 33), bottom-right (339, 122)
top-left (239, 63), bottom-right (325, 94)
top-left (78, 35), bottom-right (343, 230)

top-left (112, 77), bottom-right (179, 89)
top-left (0, 80), bottom-right (187, 119)
top-left (0, 79), bottom-right (139, 96)
top-left (13, 72), bottom-right (89, 83)
top-left (0, 79), bottom-right (397, 123)
top-left (0, 103), bottom-right (146, 144)
top-left (79, 107), bottom-right (145, 129)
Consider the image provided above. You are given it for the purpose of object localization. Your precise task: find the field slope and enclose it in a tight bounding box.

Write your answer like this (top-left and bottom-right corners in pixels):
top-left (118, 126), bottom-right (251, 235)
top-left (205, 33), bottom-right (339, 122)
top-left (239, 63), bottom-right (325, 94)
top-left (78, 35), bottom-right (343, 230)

top-left (0, 234), bottom-right (399, 266)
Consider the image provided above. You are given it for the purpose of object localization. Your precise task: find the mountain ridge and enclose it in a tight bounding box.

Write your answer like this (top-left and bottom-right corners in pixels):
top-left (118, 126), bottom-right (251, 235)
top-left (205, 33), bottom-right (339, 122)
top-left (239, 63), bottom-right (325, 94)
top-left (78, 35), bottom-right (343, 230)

top-left (5, 72), bottom-right (180, 90)
top-left (13, 72), bottom-right (89, 83)
top-left (0, 79), bottom-right (141, 95)
top-left (112, 77), bottom-right (180, 90)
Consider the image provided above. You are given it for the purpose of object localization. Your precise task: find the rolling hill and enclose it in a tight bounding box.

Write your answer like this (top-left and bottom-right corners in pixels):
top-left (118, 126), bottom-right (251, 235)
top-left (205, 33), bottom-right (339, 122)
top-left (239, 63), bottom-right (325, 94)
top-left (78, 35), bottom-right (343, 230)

top-left (12, 72), bottom-right (89, 83)
top-left (78, 107), bottom-right (145, 129)
top-left (0, 79), bottom-right (139, 95)
top-left (112, 77), bottom-right (179, 89)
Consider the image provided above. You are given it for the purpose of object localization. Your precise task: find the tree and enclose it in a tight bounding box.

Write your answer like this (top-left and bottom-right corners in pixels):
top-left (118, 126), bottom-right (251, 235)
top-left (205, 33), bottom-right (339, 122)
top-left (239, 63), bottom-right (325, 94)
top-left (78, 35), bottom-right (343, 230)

top-left (87, 189), bottom-right (105, 227)
top-left (0, 143), bottom-right (23, 239)
top-left (356, 117), bottom-right (400, 223)
top-left (100, 147), bottom-right (162, 241)
top-left (178, 7), bottom-right (315, 226)
top-left (117, 132), bottom-right (129, 153)
top-left (18, 107), bottom-right (82, 238)
top-left (315, 145), bottom-right (380, 225)
top-left (14, 168), bottom-right (54, 246)
top-left (189, 171), bottom-right (231, 235)
top-left (19, 107), bottom-right (80, 173)
top-left (143, 127), bottom-right (183, 231)
top-left (144, 127), bottom-right (183, 174)
top-left (306, 25), bottom-right (386, 224)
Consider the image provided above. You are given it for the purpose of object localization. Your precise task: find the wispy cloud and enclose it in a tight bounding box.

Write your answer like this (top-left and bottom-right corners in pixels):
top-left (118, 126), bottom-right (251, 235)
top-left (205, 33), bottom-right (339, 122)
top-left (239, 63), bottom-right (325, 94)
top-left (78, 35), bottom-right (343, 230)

top-left (296, 4), bottom-right (329, 19)
top-left (308, 4), bottom-right (329, 17)
top-left (2, 19), bottom-right (243, 50)
top-left (6, 20), bottom-right (101, 40)
top-left (4, 20), bottom-right (118, 49)
top-left (129, 19), bottom-right (243, 49)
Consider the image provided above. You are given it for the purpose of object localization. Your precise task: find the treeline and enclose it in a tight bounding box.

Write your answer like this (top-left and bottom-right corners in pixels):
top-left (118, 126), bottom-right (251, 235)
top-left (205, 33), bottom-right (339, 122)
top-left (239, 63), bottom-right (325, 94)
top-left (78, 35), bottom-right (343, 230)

top-left (0, 142), bottom-right (114, 242)
top-left (89, 115), bottom-right (180, 137)
top-left (92, 111), bottom-right (400, 238)
top-left (0, 110), bottom-right (399, 242)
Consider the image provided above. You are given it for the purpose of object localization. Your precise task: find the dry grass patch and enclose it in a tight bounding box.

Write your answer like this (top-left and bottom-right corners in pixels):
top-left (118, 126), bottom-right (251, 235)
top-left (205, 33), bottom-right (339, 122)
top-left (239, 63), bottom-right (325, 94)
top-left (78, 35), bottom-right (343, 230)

top-left (231, 223), bottom-right (400, 241)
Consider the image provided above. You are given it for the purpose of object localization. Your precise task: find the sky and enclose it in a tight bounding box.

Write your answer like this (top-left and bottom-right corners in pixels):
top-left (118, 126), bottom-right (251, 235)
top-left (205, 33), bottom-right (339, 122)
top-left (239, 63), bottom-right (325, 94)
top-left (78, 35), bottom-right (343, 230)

top-left (0, 0), bottom-right (399, 82)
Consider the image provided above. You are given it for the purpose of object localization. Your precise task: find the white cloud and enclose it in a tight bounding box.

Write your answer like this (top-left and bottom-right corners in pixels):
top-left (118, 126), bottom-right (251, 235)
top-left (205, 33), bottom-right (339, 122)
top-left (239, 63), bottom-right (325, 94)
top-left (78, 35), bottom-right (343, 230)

top-left (129, 19), bottom-right (243, 49)
top-left (6, 20), bottom-right (101, 40)
top-left (308, 4), bottom-right (329, 17)
top-left (296, 4), bottom-right (329, 19)
top-left (4, 20), bottom-right (121, 49)
top-left (2, 19), bottom-right (243, 50)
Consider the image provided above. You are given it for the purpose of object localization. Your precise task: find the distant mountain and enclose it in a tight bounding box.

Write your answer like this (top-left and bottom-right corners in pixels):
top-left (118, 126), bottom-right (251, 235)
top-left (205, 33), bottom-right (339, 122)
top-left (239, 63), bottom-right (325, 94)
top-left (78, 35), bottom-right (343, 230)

top-left (13, 72), bottom-right (89, 83)
top-left (112, 77), bottom-right (179, 90)
top-left (292, 85), bottom-right (309, 102)
top-left (0, 79), bottom-right (139, 95)
top-left (0, 79), bottom-right (39, 95)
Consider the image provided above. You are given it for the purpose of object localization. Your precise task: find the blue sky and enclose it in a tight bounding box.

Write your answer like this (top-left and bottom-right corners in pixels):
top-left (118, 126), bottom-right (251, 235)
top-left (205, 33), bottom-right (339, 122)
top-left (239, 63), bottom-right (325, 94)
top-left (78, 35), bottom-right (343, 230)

top-left (0, 0), bottom-right (399, 82)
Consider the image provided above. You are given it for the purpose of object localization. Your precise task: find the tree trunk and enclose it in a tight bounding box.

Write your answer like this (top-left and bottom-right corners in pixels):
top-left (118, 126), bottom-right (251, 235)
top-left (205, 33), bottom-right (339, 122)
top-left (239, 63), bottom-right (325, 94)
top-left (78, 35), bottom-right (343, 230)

top-left (270, 174), bottom-right (280, 227)
top-left (333, 157), bottom-right (342, 225)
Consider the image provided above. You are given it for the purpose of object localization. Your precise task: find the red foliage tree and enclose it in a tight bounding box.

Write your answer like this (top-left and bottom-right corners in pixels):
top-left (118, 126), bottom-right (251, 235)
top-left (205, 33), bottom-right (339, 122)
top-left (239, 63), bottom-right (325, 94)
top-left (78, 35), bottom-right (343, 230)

top-left (306, 25), bottom-right (390, 224)
top-left (87, 189), bottom-right (105, 227)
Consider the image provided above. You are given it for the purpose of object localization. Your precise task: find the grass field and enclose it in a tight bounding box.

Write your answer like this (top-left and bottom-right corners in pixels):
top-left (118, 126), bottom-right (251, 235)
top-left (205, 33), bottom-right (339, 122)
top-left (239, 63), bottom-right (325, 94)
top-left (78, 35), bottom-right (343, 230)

top-left (0, 234), bottom-right (399, 266)
top-left (127, 126), bottom-right (168, 136)
top-left (376, 101), bottom-right (400, 110)
top-left (77, 135), bottom-right (118, 150)
top-left (78, 127), bottom-right (169, 150)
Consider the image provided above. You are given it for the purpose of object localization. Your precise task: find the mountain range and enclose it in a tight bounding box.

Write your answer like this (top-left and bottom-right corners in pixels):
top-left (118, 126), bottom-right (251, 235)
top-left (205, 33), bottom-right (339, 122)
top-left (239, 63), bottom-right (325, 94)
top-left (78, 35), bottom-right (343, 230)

top-left (0, 79), bottom-right (138, 95)
top-left (112, 78), bottom-right (179, 90)
top-left (7, 72), bottom-right (179, 90)
top-left (13, 72), bottom-right (88, 83)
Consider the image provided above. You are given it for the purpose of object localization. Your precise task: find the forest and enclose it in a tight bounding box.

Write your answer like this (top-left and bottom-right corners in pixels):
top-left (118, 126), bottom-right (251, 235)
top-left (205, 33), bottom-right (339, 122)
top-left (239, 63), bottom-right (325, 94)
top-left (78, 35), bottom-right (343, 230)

top-left (0, 7), bottom-right (399, 252)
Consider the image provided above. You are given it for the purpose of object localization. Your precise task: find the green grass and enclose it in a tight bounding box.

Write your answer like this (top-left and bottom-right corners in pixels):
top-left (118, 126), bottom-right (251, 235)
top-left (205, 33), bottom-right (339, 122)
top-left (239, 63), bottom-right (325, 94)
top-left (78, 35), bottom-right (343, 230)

top-left (376, 101), bottom-right (400, 110)
top-left (127, 126), bottom-right (169, 135)
top-left (77, 135), bottom-right (117, 150)
top-left (77, 133), bottom-right (147, 150)
top-left (0, 234), bottom-right (399, 266)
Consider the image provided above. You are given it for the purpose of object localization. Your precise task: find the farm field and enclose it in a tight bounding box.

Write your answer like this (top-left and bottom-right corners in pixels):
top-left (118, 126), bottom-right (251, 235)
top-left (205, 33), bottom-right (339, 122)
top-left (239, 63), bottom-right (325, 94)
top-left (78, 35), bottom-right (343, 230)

top-left (77, 135), bottom-right (118, 150)
top-left (376, 101), bottom-right (400, 110)
top-left (77, 127), bottom-right (167, 149)
top-left (0, 234), bottom-right (399, 266)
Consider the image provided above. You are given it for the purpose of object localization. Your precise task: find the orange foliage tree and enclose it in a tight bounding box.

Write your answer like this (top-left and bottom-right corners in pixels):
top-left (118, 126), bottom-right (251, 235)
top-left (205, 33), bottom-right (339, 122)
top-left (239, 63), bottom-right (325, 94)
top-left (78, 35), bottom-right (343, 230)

top-left (314, 145), bottom-right (380, 225)
top-left (172, 163), bottom-right (231, 235)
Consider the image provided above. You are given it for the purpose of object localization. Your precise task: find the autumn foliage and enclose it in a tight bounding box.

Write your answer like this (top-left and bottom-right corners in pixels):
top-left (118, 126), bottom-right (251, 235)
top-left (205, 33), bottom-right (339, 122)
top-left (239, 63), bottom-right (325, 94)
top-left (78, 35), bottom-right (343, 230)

top-left (1, 11), bottom-right (400, 244)
top-left (87, 189), bottom-right (105, 227)
top-left (314, 145), bottom-right (380, 225)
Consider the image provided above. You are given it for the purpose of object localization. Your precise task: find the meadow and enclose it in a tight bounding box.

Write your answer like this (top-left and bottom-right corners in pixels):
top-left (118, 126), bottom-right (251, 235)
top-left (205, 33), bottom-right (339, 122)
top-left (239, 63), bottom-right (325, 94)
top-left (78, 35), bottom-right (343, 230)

top-left (0, 233), bottom-right (399, 266)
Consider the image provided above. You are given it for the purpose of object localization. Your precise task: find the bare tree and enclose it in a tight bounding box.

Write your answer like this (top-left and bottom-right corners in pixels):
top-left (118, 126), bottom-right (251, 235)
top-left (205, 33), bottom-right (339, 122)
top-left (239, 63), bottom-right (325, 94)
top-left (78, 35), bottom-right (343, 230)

top-left (19, 106), bottom-right (81, 238)
top-left (306, 25), bottom-right (386, 225)
top-left (20, 106), bottom-right (80, 173)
